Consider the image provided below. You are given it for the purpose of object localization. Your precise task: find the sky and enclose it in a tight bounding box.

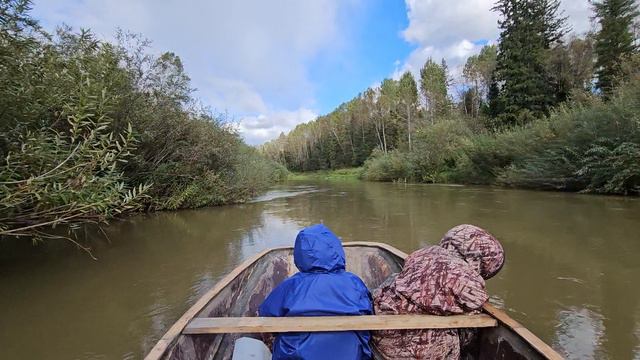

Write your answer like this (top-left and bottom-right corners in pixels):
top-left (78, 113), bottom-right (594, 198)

top-left (32, 0), bottom-right (594, 145)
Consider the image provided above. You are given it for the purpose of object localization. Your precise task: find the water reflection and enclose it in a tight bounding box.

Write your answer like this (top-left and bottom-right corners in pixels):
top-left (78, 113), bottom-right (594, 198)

top-left (554, 307), bottom-right (605, 359)
top-left (1, 181), bottom-right (639, 359)
top-left (635, 325), bottom-right (640, 360)
top-left (248, 185), bottom-right (321, 203)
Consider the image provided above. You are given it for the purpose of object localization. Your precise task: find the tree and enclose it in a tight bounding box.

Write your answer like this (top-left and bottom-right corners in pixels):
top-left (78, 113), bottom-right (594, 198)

top-left (592, 0), bottom-right (639, 97)
top-left (463, 45), bottom-right (497, 117)
top-left (146, 52), bottom-right (193, 106)
top-left (534, 0), bottom-right (570, 46)
top-left (492, 0), bottom-right (568, 126)
top-left (0, 0), bottom-right (44, 152)
top-left (486, 73), bottom-right (503, 120)
top-left (0, 0), bottom-right (285, 249)
top-left (420, 58), bottom-right (450, 123)
top-left (375, 78), bottom-right (410, 153)
top-left (547, 35), bottom-right (596, 102)
top-left (398, 71), bottom-right (419, 151)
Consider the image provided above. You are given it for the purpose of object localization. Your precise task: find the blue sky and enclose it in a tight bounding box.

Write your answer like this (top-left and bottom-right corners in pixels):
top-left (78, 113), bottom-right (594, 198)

top-left (308, 1), bottom-right (413, 115)
top-left (31, 0), bottom-right (593, 145)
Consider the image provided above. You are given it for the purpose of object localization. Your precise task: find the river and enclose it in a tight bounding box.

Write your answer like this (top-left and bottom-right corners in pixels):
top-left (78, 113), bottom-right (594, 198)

top-left (1, 181), bottom-right (639, 359)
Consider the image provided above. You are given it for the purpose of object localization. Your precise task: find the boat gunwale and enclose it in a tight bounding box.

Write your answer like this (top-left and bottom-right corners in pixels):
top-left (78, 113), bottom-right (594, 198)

top-left (144, 241), bottom-right (563, 360)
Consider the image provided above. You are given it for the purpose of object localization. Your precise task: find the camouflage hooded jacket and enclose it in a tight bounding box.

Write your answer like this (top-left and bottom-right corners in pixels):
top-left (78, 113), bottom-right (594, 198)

top-left (372, 225), bottom-right (505, 359)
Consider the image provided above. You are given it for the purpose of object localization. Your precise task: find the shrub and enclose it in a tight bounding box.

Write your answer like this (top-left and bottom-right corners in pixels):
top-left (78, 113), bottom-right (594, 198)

top-left (410, 119), bottom-right (473, 183)
top-left (579, 141), bottom-right (640, 194)
top-left (0, 83), bottom-right (149, 250)
top-left (362, 149), bottom-right (414, 182)
top-left (0, 2), bottom-right (286, 250)
top-left (496, 78), bottom-right (640, 194)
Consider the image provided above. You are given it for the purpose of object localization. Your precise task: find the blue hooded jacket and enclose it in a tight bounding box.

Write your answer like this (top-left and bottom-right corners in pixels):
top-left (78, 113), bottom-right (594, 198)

top-left (259, 224), bottom-right (373, 360)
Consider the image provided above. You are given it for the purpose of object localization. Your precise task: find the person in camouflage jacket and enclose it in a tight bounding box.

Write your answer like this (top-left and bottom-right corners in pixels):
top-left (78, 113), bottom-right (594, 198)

top-left (372, 224), bottom-right (505, 359)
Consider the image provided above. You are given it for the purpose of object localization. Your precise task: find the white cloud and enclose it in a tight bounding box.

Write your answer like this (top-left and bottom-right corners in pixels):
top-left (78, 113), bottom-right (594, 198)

top-left (202, 77), bottom-right (268, 115)
top-left (30, 0), bottom-right (596, 145)
top-left (562, 1), bottom-right (595, 35)
top-left (403, 0), bottom-right (499, 49)
top-left (393, 39), bottom-right (483, 81)
top-left (32, 0), bottom-right (353, 144)
top-left (397, 0), bottom-right (594, 82)
top-left (239, 108), bottom-right (318, 145)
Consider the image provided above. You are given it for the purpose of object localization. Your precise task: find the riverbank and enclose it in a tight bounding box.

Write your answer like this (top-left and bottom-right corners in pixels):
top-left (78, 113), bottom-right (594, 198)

top-left (291, 161), bottom-right (640, 197)
top-left (263, 61), bottom-right (640, 197)
top-left (0, 5), bottom-right (287, 245)
top-left (288, 168), bottom-right (362, 181)
top-left (282, 80), bottom-right (640, 197)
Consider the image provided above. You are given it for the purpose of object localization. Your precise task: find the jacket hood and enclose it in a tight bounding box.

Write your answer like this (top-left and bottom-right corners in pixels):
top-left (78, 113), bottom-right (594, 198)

top-left (294, 224), bottom-right (346, 273)
top-left (440, 224), bottom-right (505, 280)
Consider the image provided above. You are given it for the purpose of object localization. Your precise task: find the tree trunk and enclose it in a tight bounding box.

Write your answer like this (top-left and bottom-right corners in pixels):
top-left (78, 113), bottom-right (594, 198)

top-left (331, 128), bottom-right (346, 156)
top-left (374, 119), bottom-right (384, 151)
top-left (382, 119), bottom-right (388, 154)
top-left (407, 103), bottom-right (412, 152)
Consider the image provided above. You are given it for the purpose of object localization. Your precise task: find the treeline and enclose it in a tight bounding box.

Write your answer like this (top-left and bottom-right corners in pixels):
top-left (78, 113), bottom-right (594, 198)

top-left (262, 0), bottom-right (640, 195)
top-left (0, 0), bottom-right (286, 247)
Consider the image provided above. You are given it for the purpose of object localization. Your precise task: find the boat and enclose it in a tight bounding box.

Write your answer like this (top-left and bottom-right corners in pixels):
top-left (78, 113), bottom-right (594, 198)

top-left (145, 242), bottom-right (563, 360)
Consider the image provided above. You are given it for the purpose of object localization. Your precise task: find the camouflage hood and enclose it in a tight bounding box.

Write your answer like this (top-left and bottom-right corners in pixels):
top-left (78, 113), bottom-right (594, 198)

top-left (440, 224), bottom-right (505, 280)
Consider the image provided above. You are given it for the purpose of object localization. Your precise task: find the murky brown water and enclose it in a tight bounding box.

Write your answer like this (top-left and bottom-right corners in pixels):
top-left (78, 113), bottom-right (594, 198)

top-left (1, 181), bottom-right (639, 359)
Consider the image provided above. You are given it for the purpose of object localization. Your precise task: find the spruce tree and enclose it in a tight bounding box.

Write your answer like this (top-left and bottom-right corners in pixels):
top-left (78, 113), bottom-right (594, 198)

top-left (492, 0), bottom-right (568, 126)
top-left (486, 74), bottom-right (503, 119)
top-left (592, 0), bottom-right (639, 97)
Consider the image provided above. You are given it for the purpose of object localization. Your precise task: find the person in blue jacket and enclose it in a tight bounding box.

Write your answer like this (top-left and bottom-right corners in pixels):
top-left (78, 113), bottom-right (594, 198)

top-left (259, 224), bottom-right (373, 360)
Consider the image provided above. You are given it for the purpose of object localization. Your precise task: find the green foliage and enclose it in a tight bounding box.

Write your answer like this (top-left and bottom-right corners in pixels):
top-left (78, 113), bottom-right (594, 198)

top-left (547, 35), bottom-right (596, 103)
top-left (420, 58), bottom-right (451, 121)
top-left (452, 134), bottom-right (510, 184)
top-left (398, 71), bottom-right (419, 106)
top-left (497, 78), bottom-right (640, 194)
top-left (592, 0), bottom-right (639, 96)
top-left (258, 1), bottom-right (640, 197)
top-left (579, 142), bottom-right (640, 194)
top-left (463, 45), bottom-right (497, 118)
top-left (262, 60), bottom-right (434, 172)
top-left (288, 167), bottom-right (361, 181)
top-left (0, 80), bottom-right (150, 250)
top-left (228, 146), bottom-right (290, 198)
top-left (411, 120), bottom-right (473, 183)
top-left (261, 89), bottom-right (392, 171)
top-left (362, 150), bottom-right (414, 182)
top-left (492, 0), bottom-right (569, 125)
top-left (0, 1), bottom-right (284, 248)
top-left (349, 74), bottom-right (640, 196)
top-left (397, 71), bottom-right (419, 151)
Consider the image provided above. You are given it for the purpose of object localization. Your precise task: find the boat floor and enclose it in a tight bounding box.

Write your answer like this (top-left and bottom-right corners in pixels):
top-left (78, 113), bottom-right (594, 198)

top-left (149, 244), bottom-right (561, 360)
